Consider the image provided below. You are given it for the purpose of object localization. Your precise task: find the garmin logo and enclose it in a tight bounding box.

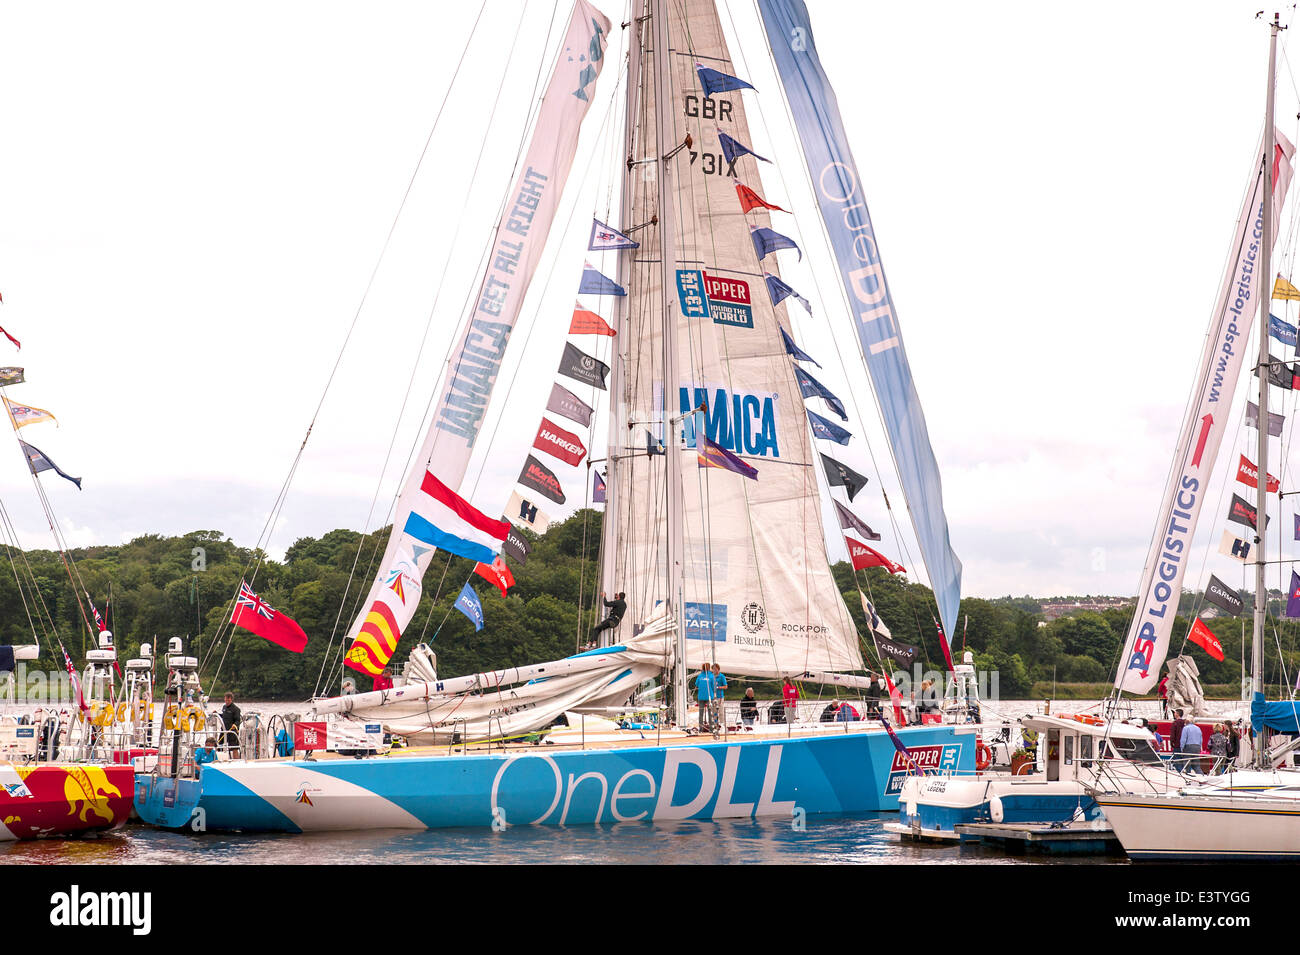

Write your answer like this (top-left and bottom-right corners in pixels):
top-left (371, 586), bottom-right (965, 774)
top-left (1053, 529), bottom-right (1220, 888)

top-left (50, 885), bottom-right (151, 935)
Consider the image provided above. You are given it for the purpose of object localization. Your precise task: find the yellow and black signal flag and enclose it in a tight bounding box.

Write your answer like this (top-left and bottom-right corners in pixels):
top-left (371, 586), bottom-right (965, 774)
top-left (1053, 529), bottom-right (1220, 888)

top-left (1274, 274), bottom-right (1300, 300)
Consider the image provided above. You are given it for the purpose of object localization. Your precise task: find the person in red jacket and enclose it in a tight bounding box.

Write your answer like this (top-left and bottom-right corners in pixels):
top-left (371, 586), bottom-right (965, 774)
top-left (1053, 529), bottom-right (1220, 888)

top-left (782, 677), bottom-right (799, 725)
top-left (1157, 674), bottom-right (1169, 718)
top-left (373, 667), bottom-right (394, 692)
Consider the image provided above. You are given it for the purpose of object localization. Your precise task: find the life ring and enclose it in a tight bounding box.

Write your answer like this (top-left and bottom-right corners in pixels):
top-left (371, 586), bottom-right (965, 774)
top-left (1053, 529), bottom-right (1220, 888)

top-left (1070, 714), bottom-right (1104, 726)
top-left (115, 701), bottom-right (129, 724)
top-left (91, 702), bottom-right (114, 727)
top-left (134, 700), bottom-right (154, 722)
top-left (162, 704), bottom-right (180, 731)
top-left (975, 740), bottom-right (992, 771)
top-left (183, 706), bottom-right (205, 732)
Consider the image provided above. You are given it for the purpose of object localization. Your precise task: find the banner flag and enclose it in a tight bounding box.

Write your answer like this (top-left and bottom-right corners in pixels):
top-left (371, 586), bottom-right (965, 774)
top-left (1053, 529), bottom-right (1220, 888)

top-left (519, 454), bottom-right (566, 504)
top-left (341, 2), bottom-right (611, 678)
top-left (808, 409), bottom-right (851, 444)
top-left (1237, 454), bottom-right (1280, 493)
top-left (780, 326), bottom-right (819, 366)
top-left (0, 326), bottom-right (18, 351)
top-left (1275, 274), bottom-right (1300, 300)
top-left (1287, 570), bottom-right (1300, 618)
top-left (231, 581), bottom-right (309, 653)
top-left (820, 452), bottom-right (867, 500)
top-left (474, 557), bottom-right (515, 597)
top-left (1218, 530), bottom-right (1252, 563)
top-left (534, 416), bottom-right (587, 466)
top-left (402, 471), bottom-right (510, 565)
top-left (875, 635), bottom-right (919, 669)
top-left (717, 129), bottom-right (769, 165)
top-left (569, 303), bottom-right (616, 337)
top-left (588, 218), bottom-right (639, 251)
top-left (593, 470), bottom-right (606, 503)
top-left (1270, 313), bottom-right (1298, 346)
top-left (1188, 618), bottom-right (1225, 662)
top-left (697, 435), bottom-right (758, 479)
top-left (547, 382), bottom-right (594, 426)
top-left (1254, 356), bottom-right (1297, 390)
top-left (503, 525), bottom-right (532, 564)
top-left (1227, 493), bottom-right (1269, 531)
top-left (0, 367), bottom-right (23, 386)
top-left (737, 182), bottom-right (786, 214)
top-left (19, 440), bottom-right (80, 489)
top-left (1295, 512), bottom-right (1300, 541)
top-left (578, 262), bottom-right (626, 296)
top-left (750, 226), bottom-right (801, 262)
top-left (506, 490), bottom-right (551, 533)
top-left (859, 590), bottom-right (892, 639)
top-left (765, 273), bottom-right (809, 313)
top-left (3, 397), bottom-right (56, 429)
top-left (1204, 575), bottom-right (1244, 616)
top-left (835, 500), bottom-right (880, 541)
top-left (758, 0), bottom-right (963, 646)
top-left (697, 63), bottom-right (755, 97)
top-left (454, 583), bottom-right (485, 632)
top-left (558, 342), bottom-right (609, 390)
top-left (794, 366), bottom-right (847, 420)
top-left (846, 536), bottom-right (905, 574)
top-left (1245, 400), bottom-right (1285, 437)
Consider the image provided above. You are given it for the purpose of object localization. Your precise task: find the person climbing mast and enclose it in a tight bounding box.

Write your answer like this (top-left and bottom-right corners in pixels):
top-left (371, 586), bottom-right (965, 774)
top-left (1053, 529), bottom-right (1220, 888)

top-left (592, 591), bottom-right (627, 641)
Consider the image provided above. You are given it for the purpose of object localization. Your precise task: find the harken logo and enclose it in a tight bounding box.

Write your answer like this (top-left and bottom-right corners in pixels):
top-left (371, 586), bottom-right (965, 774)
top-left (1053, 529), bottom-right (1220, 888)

top-left (740, 602), bottom-right (766, 633)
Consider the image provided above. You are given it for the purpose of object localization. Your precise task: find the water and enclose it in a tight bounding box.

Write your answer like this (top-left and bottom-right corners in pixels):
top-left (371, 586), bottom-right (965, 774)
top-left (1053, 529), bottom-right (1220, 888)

top-left (0, 814), bottom-right (1124, 866)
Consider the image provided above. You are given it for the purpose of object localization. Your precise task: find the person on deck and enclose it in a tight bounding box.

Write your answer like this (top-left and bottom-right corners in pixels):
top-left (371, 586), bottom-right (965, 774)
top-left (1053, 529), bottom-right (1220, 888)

top-left (740, 687), bottom-right (758, 728)
top-left (1169, 709), bottom-right (1187, 760)
top-left (710, 663), bottom-right (727, 729)
top-left (835, 701), bottom-right (860, 722)
top-left (1179, 720), bottom-right (1204, 774)
top-left (782, 677), bottom-right (799, 725)
top-left (694, 667), bottom-right (715, 732)
top-left (373, 667), bottom-right (394, 692)
top-left (220, 693), bottom-right (242, 759)
top-left (592, 592), bottom-right (627, 640)
top-left (194, 736), bottom-right (218, 768)
top-left (864, 674), bottom-right (882, 719)
top-left (1157, 674), bottom-right (1170, 719)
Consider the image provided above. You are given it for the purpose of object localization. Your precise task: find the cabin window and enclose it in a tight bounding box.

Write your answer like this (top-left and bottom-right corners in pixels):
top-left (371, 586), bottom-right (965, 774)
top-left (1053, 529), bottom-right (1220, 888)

top-left (1079, 735), bottom-right (1094, 763)
top-left (1063, 734), bottom-right (1074, 765)
top-left (1110, 737), bottom-right (1163, 765)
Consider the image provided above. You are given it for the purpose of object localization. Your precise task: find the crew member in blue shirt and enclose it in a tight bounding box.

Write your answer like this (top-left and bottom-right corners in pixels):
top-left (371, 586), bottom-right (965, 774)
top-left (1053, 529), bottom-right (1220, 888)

top-left (1179, 721), bottom-right (1204, 773)
top-left (694, 668), bottom-right (715, 732)
top-left (194, 736), bottom-right (219, 769)
top-left (710, 663), bottom-right (728, 729)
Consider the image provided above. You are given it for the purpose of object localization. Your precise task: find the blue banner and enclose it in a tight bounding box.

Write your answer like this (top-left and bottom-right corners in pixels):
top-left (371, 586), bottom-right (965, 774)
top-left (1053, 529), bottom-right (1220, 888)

top-left (758, 0), bottom-right (963, 643)
top-left (1270, 312), bottom-right (1297, 347)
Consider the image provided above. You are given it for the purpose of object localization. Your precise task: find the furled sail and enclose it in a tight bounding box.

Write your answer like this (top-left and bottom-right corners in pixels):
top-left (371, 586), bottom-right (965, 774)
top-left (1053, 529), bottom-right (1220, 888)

top-left (608, 0), bottom-right (865, 677)
top-left (342, 1), bottom-right (612, 677)
top-left (757, 0), bottom-right (964, 645)
top-left (1113, 129), bottom-right (1294, 694)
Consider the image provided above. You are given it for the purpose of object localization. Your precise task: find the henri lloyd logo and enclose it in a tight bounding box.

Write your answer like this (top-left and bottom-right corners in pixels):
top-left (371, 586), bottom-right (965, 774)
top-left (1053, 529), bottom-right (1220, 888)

top-left (50, 886), bottom-right (151, 935)
top-left (740, 602), bottom-right (766, 633)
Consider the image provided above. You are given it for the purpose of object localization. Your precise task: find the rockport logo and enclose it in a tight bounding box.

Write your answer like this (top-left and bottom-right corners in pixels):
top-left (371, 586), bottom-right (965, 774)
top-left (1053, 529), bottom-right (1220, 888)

top-left (50, 885), bottom-right (151, 935)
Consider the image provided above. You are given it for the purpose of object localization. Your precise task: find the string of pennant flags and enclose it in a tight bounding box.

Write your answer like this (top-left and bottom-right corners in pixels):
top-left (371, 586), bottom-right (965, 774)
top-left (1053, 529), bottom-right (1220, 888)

top-left (1184, 273), bottom-right (1300, 663)
top-left (446, 62), bottom-right (909, 632)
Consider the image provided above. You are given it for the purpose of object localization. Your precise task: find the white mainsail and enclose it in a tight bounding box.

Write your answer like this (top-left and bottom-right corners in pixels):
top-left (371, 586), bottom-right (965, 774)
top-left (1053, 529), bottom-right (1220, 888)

top-left (607, 0), bottom-right (865, 678)
top-left (1116, 128), bottom-right (1294, 694)
top-left (341, 2), bottom-right (612, 678)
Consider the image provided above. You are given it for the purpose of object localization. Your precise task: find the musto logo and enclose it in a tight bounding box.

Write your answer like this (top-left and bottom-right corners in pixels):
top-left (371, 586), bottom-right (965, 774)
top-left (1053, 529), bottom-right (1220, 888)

top-left (884, 744), bottom-right (961, 795)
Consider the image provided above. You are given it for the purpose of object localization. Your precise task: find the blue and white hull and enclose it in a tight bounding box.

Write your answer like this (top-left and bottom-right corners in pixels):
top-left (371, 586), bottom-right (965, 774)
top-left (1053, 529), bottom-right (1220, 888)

top-left (135, 725), bottom-right (974, 832)
top-left (892, 775), bottom-right (1100, 841)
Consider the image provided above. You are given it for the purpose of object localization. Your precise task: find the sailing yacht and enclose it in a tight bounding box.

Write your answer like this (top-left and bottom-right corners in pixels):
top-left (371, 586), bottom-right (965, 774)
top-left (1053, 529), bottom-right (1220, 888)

top-left (136, 0), bottom-right (979, 834)
top-left (1091, 13), bottom-right (1300, 861)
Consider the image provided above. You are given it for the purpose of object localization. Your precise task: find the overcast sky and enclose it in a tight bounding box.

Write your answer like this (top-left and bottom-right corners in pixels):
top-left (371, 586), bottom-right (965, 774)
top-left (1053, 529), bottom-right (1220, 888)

top-left (1, 0), bottom-right (1299, 604)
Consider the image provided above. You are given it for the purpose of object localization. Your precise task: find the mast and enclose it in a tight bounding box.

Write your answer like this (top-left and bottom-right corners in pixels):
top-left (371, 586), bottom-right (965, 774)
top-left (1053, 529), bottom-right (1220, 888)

top-left (1254, 13), bottom-right (1280, 766)
top-left (649, 0), bottom-right (687, 723)
top-left (598, 6), bottom-right (644, 644)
